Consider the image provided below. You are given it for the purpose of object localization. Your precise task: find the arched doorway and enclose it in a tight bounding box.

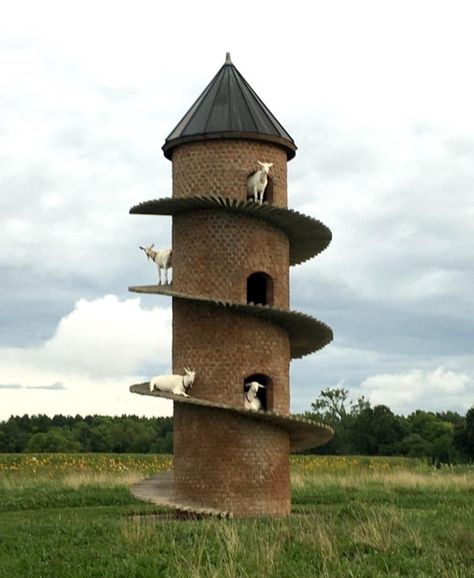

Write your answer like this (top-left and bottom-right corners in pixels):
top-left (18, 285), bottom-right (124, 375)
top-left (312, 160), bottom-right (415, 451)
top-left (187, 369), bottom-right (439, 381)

top-left (247, 272), bottom-right (273, 306)
top-left (244, 374), bottom-right (272, 411)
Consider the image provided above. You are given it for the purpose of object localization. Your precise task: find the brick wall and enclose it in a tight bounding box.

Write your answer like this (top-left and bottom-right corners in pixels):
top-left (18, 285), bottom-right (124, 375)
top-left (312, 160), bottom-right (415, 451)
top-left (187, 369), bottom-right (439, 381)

top-left (171, 140), bottom-right (288, 207)
top-left (172, 210), bottom-right (289, 309)
top-left (174, 404), bottom-right (291, 517)
top-left (173, 299), bottom-right (290, 413)
top-left (170, 137), bottom-right (291, 516)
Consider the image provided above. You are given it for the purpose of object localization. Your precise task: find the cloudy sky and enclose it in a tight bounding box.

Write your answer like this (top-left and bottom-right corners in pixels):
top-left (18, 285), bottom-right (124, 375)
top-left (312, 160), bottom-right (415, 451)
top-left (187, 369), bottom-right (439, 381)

top-left (1, 0), bottom-right (473, 420)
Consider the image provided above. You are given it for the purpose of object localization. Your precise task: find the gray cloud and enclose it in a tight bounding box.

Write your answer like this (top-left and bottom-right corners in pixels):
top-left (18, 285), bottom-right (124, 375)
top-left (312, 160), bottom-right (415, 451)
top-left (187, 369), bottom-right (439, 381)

top-left (1, 7), bottom-right (473, 417)
top-left (0, 382), bottom-right (65, 390)
top-left (292, 273), bottom-right (474, 357)
top-left (27, 382), bottom-right (65, 390)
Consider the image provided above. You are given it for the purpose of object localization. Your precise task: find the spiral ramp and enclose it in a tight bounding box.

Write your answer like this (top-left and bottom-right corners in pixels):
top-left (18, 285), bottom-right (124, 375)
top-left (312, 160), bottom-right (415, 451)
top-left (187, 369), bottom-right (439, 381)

top-left (129, 196), bottom-right (333, 518)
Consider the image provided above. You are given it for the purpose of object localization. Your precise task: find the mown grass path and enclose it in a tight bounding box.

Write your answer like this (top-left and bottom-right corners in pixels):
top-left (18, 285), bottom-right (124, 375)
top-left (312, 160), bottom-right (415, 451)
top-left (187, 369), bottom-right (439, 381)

top-left (0, 454), bottom-right (473, 577)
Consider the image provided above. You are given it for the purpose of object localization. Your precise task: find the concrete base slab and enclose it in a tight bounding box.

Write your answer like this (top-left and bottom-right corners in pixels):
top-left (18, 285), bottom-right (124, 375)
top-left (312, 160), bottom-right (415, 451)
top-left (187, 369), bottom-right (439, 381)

top-left (130, 471), bottom-right (233, 519)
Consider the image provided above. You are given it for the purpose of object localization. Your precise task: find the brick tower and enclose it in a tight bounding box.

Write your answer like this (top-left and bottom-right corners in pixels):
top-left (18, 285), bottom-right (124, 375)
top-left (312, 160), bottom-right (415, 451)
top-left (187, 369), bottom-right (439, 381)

top-left (130, 54), bottom-right (333, 517)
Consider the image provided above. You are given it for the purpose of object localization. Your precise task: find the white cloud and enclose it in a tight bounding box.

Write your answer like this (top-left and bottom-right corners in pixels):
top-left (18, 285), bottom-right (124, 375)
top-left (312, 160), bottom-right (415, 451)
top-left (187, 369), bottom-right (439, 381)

top-left (0, 295), bottom-right (173, 419)
top-left (40, 295), bottom-right (172, 376)
top-left (360, 367), bottom-right (473, 414)
top-left (1, 1), bottom-right (474, 420)
top-left (292, 117), bottom-right (474, 312)
top-left (291, 341), bottom-right (474, 415)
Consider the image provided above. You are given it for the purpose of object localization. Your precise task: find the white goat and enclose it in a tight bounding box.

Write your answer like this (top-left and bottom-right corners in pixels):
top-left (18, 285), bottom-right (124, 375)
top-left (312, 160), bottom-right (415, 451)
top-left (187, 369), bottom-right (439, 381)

top-left (149, 368), bottom-right (196, 397)
top-left (247, 161), bottom-right (273, 205)
top-left (244, 381), bottom-right (265, 411)
top-left (139, 244), bottom-right (172, 285)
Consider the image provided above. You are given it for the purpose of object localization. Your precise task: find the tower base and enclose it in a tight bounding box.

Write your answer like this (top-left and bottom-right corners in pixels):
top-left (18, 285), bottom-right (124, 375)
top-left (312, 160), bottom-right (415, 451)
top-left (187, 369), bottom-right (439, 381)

top-left (174, 403), bottom-right (291, 517)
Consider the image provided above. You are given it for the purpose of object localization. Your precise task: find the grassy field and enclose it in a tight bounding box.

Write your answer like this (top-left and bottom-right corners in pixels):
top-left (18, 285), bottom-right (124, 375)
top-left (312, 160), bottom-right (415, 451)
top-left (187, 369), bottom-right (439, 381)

top-left (0, 454), bottom-right (473, 578)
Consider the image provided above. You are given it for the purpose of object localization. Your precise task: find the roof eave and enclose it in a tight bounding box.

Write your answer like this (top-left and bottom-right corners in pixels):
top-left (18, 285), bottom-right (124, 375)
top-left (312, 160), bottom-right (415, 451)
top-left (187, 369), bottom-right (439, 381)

top-left (162, 131), bottom-right (297, 161)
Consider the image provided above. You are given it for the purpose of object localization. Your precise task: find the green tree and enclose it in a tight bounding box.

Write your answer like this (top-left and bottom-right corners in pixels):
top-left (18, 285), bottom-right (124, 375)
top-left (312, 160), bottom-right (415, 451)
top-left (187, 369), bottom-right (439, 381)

top-left (406, 411), bottom-right (458, 463)
top-left (400, 433), bottom-right (432, 458)
top-left (465, 407), bottom-right (474, 456)
top-left (351, 405), bottom-right (407, 455)
top-left (306, 387), bottom-right (368, 455)
top-left (26, 429), bottom-right (81, 453)
top-left (0, 419), bottom-right (29, 452)
top-left (310, 387), bottom-right (352, 425)
top-left (455, 406), bottom-right (474, 459)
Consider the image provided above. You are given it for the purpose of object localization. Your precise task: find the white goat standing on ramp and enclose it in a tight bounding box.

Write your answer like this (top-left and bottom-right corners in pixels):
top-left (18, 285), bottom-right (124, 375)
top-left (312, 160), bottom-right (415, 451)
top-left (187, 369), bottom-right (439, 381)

top-left (244, 381), bottom-right (265, 411)
top-left (139, 244), bottom-right (172, 285)
top-left (247, 161), bottom-right (273, 205)
top-left (149, 368), bottom-right (196, 397)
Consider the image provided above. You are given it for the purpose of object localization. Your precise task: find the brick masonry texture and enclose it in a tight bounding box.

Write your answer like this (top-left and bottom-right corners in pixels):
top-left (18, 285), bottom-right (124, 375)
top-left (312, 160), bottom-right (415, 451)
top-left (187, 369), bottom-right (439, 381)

top-left (173, 299), bottom-right (290, 413)
top-left (174, 404), bottom-right (291, 517)
top-left (172, 210), bottom-right (289, 309)
top-left (171, 137), bottom-right (292, 516)
top-left (171, 140), bottom-right (288, 207)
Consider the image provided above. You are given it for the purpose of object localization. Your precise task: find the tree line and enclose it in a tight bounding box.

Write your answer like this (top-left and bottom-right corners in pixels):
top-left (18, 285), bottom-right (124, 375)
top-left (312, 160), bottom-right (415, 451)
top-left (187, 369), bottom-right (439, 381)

top-left (0, 414), bottom-right (173, 454)
top-left (0, 390), bottom-right (473, 463)
top-left (305, 388), bottom-right (474, 464)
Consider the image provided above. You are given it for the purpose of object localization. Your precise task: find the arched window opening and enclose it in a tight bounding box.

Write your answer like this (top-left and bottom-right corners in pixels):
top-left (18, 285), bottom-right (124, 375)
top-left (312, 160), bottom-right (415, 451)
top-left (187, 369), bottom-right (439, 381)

top-left (262, 175), bottom-right (274, 204)
top-left (244, 374), bottom-right (272, 411)
top-left (247, 272), bottom-right (273, 306)
top-left (246, 173), bottom-right (274, 204)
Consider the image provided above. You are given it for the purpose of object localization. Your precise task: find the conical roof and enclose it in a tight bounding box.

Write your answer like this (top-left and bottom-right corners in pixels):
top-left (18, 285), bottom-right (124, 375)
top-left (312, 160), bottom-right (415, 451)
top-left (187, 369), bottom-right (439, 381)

top-left (162, 53), bottom-right (297, 160)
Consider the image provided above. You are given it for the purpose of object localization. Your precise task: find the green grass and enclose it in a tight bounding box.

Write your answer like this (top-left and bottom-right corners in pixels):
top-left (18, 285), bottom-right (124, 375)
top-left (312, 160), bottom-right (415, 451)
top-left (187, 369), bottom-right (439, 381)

top-left (0, 454), bottom-right (473, 577)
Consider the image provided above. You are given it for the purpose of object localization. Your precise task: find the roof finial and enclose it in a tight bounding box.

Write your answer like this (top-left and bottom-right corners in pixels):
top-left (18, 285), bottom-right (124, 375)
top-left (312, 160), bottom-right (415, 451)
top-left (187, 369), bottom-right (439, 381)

top-left (225, 52), bottom-right (232, 65)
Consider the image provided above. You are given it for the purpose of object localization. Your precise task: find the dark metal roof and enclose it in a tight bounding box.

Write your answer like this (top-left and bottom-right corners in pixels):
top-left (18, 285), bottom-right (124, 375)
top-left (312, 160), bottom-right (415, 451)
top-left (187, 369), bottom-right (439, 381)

top-left (163, 53), bottom-right (297, 160)
top-left (130, 195), bottom-right (332, 265)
